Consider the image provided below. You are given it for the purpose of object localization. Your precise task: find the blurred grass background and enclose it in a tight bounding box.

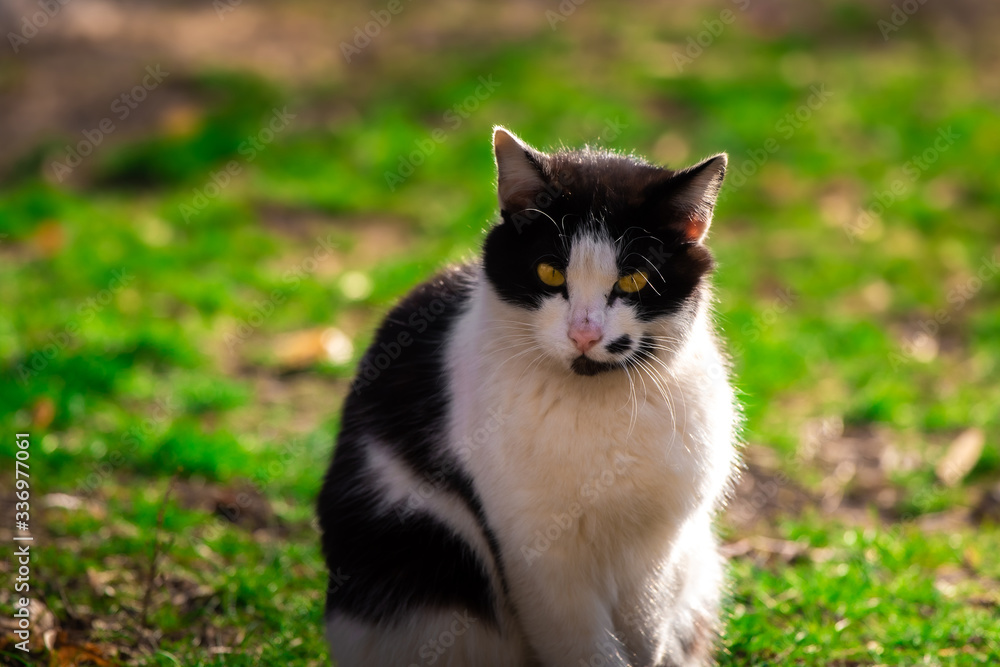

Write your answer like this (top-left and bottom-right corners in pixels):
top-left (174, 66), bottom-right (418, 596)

top-left (1, 0), bottom-right (999, 664)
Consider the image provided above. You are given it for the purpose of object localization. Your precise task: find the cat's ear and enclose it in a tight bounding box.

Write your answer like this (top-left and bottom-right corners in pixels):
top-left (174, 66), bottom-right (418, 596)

top-left (653, 153), bottom-right (727, 243)
top-left (493, 126), bottom-right (549, 214)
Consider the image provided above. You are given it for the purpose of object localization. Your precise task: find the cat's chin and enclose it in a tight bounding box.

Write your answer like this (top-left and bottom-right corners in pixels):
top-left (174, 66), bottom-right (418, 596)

top-left (570, 355), bottom-right (620, 377)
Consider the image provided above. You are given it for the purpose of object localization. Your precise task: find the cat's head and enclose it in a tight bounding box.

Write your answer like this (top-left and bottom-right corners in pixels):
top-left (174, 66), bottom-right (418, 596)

top-left (482, 127), bottom-right (726, 377)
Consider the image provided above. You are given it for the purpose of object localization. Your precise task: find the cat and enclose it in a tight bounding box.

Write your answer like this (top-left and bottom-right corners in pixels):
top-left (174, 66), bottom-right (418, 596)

top-left (317, 126), bottom-right (740, 666)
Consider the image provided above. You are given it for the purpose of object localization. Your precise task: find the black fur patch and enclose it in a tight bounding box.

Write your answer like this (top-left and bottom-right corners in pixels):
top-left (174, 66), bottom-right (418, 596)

top-left (605, 334), bottom-right (633, 355)
top-left (571, 355), bottom-right (618, 376)
top-left (571, 335), bottom-right (657, 377)
top-left (317, 265), bottom-right (506, 628)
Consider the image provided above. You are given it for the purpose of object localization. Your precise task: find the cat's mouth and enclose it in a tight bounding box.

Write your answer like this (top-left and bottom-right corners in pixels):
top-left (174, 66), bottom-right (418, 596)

top-left (570, 355), bottom-right (620, 376)
top-left (570, 336), bottom-right (656, 377)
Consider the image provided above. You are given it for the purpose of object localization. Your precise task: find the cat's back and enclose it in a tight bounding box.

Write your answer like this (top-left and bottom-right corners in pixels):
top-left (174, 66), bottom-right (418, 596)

top-left (315, 262), bottom-right (502, 622)
top-left (319, 259), bottom-right (479, 494)
top-left (340, 261), bottom-right (478, 435)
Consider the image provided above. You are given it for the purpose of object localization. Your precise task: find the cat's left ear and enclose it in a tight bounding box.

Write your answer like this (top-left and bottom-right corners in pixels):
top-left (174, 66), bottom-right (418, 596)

top-left (493, 126), bottom-right (550, 214)
top-left (653, 153), bottom-right (728, 243)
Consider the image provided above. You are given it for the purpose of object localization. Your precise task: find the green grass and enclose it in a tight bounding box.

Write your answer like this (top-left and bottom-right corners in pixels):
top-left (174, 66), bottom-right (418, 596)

top-left (1, 0), bottom-right (998, 664)
top-left (724, 520), bottom-right (1000, 665)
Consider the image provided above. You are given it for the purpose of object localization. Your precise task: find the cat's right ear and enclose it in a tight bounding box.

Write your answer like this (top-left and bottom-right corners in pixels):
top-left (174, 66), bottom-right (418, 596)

top-left (493, 126), bottom-right (548, 215)
top-left (648, 153), bottom-right (728, 244)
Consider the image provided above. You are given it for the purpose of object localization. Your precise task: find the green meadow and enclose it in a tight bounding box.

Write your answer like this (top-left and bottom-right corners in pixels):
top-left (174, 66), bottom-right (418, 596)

top-left (1, 1), bottom-right (998, 664)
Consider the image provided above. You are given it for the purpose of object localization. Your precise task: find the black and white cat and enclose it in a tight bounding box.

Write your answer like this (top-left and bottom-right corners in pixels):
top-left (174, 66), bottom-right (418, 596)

top-left (317, 127), bottom-right (740, 666)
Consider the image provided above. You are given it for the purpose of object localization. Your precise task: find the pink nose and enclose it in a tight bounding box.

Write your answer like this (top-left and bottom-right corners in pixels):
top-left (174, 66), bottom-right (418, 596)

top-left (569, 325), bottom-right (603, 353)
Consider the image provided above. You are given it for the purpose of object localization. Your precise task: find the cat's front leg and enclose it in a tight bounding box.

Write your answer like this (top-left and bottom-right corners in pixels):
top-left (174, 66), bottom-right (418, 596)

top-left (509, 557), bottom-right (632, 667)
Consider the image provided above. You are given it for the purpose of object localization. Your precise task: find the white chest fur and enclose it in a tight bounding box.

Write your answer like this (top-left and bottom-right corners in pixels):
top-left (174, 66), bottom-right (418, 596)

top-left (447, 281), bottom-right (737, 575)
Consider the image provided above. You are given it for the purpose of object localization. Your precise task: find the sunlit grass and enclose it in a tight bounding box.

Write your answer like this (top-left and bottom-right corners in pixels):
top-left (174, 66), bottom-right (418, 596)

top-left (1, 1), bottom-right (998, 663)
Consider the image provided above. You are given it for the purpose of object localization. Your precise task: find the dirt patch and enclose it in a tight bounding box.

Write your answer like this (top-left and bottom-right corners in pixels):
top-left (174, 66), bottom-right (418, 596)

top-left (725, 456), bottom-right (816, 536)
top-left (0, 0), bottom-right (349, 177)
top-left (0, 0), bottom-right (553, 181)
top-left (174, 478), bottom-right (280, 532)
top-left (726, 417), bottom-right (1000, 541)
top-left (258, 204), bottom-right (416, 263)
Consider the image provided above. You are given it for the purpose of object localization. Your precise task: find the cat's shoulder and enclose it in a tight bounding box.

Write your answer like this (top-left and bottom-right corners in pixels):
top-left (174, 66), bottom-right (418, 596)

top-left (348, 262), bottom-right (478, 396)
top-left (390, 262), bottom-right (479, 319)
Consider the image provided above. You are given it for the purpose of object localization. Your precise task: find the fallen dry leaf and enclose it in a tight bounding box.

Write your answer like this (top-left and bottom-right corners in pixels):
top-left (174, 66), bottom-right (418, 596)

top-left (32, 396), bottom-right (56, 430)
top-left (42, 493), bottom-right (84, 510)
top-left (272, 328), bottom-right (328, 368)
top-left (52, 640), bottom-right (113, 667)
top-left (159, 104), bottom-right (204, 138)
top-left (936, 427), bottom-right (985, 487)
top-left (272, 327), bottom-right (353, 369)
top-left (86, 568), bottom-right (118, 597)
top-left (30, 220), bottom-right (65, 256)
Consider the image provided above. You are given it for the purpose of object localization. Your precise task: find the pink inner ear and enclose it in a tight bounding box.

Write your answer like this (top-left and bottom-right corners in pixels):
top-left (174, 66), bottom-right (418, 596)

top-left (685, 216), bottom-right (706, 242)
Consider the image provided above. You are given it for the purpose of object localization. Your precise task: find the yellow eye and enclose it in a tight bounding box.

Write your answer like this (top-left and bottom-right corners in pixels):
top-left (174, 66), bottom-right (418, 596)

top-left (617, 271), bottom-right (648, 293)
top-left (536, 262), bottom-right (565, 287)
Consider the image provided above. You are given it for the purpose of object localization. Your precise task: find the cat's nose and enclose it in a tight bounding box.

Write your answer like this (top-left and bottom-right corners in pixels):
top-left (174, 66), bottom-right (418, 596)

top-left (569, 324), bottom-right (603, 354)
